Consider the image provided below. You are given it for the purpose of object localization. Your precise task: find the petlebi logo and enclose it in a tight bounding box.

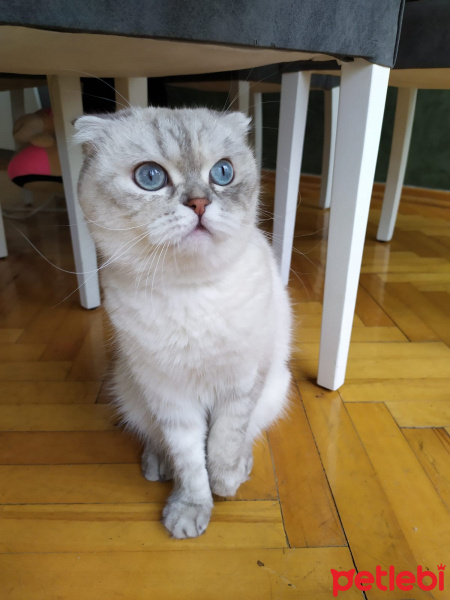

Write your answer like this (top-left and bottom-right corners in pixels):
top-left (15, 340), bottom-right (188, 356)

top-left (331, 564), bottom-right (445, 597)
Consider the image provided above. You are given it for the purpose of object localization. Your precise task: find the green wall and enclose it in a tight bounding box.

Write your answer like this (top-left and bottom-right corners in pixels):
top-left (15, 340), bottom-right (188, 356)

top-left (166, 85), bottom-right (450, 191)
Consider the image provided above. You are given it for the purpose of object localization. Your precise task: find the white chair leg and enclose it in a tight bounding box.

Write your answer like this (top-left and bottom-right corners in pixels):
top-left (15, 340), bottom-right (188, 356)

top-left (9, 89), bottom-right (33, 207)
top-left (318, 86), bottom-right (339, 209)
top-left (115, 78), bottom-right (148, 108)
top-left (377, 87), bottom-right (417, 242)
top-left (272, 71), bottom-right (311, 285)
top-left (48, 75), bottom-right (101, 310)
top-left (252, 91), bottom-right (263, 173)
top-left (10, 88), bottom-right (26, 125)
top-left (229, 80), bottom-right (250, 114)
top-left (317, 60), bottom-right (390, 391)
top-left (0, 203), bottom-right (7, 258)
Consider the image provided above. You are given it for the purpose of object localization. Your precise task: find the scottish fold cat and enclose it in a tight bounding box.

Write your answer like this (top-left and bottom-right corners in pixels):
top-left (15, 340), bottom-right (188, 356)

top-left (75, 106), bottom-right (291, 538)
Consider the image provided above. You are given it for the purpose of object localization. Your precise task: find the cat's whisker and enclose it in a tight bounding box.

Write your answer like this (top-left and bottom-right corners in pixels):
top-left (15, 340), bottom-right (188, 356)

top-left (51, 230), bottom-right (150, 307)
top-left (134, 241), bottom-right (156, 296)
top-left (145, 239), bottom-right (168, 306)
top-left (143, 235), bottom-right (171, 301)
top-left (59, 68), bottom-right (132, 109)
top-left (77, 203), bottom-right (152, 232)
top-left (76, 90), bottom-right (130, 111)
top-left (135, 236), bottom-right (168, 296)
top-left (151, 239), bottom-right (171, 301)
top-left (99, 231), bottom-right (149, 270)
top-left (224, 66), bottom-right (284, 115)
top-left (261, 232), bottom-right (321, 272)
top-left (288, 266), bottom-right (311, 300)
top-left (13, 225), bottom-right (144, 277)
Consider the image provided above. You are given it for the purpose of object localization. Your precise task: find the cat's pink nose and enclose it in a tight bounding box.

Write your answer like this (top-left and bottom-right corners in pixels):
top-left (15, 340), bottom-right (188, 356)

top-left (186, 197), bottom-right (210, 217)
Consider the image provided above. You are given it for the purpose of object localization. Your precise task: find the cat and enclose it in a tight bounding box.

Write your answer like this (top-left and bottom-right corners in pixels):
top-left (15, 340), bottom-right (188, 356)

top-left (74, 106), bottom-right (292, 538)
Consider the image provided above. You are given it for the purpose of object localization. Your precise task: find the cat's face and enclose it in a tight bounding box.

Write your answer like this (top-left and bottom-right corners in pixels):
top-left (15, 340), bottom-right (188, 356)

top-left (75, 107), bottom-right (259, 259)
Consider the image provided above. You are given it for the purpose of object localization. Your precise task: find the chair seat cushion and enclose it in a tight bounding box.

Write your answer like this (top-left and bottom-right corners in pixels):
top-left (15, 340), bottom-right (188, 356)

top-left (395, 0), bottom-right (450, 69)
top-left (0, 0), bottom-right (404, 68)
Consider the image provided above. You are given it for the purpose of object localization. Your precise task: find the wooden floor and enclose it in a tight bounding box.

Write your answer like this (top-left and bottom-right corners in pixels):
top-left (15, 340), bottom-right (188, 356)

top-left (0, 172), bottom-right (449, 599)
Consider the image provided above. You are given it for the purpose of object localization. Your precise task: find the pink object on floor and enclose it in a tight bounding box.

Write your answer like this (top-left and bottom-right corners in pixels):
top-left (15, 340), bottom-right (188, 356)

top-left (8, 145), bottom-right (51, 180)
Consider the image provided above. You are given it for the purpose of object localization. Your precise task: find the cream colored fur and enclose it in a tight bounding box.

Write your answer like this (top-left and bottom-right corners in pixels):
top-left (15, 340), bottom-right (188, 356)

top-left (75, 107), bottom-right (291, 538)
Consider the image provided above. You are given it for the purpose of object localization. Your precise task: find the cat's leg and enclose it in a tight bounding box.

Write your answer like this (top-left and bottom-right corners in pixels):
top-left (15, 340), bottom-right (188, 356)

top-left (112, 360), bottom-right (172, 481)
top-left (208, 364), bottom-right (291, 498)
top-left (207, 395), bottom-right (256, 498)
top-left (156, 409), bottom-right (213, 539)
top-left (141, 435), bottom-right (173, 482)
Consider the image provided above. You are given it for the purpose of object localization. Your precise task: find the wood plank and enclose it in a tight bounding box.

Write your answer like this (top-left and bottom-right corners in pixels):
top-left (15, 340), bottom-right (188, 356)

top-left (425, 290), bottom-right (450, 316)
top-left (355, 285), bottom-right (395, 327)
top-left (347, 403), bottom-right (450, 577)
top-left (0, 381), bottom-right (101, 405)
top-left (0, 342), bottom-right (46, 361)
top-left (0, 547), bottom-right (362, 600)
top-left (0, 464), bottom-right (170, 504)
top-left (0, 329), bottom-right (23, 343)
top-left (378, 272), bottom-right (450, 284)
top-left (65, 313), bottom-right (108, 381)
top-left (40, 308), bottom-right (97, 362)
top-left (299, 380), bottom-right (424, 600)
top-left (0, 361), bottom-right (72, 381)
top-left (298, 325), bottom-right (407, 343)
top-left (391, 229), bottom-right (450, 259)
top-left (0, 404), bottom-right (116, 431)
top-left (233, 434), bottom-right (278, 501)
top-left (0, 297), bottom-right (42, 329)
top-left (267, 385), bottom-right (346, 548)
top-left (361, 257), bottom-right (450, 274)
top-left (350, 326), bottom-right (407, 342)
top-left (339, 379), bottom-right (450, 403)
top-left (386, 282), bottom-right (450, 346)
top-left (403, 428), bottom-right (450, 511)
top-left (386, 400), bottom-right (450, 428)
top-left (0, 431), bottom-right (141, 464)
top-left (0, 501), bottom-right (285, 553)
top-left (293, 342), bottom-right (450, 380)
top-left (360, 274), bottom-right (440, 341)
top-left (16, 302), bottom-right (71, 344)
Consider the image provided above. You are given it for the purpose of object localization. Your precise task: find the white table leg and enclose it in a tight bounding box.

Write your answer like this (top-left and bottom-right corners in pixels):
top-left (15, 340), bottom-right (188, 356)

top-left (48, 75), bottom-right (101, 310)
top-left (318, 86), bottom-right (339, 210)
top-left (272, 71), bottom-right (311, 285)
top-left (318, 60), bottom-right (390, 390)
top-left (377, 87), bottom-right (417, 242)
top-left (253, 91), bottom-right (263, 173)
top-left (115, 78), bottom-right (148, 108)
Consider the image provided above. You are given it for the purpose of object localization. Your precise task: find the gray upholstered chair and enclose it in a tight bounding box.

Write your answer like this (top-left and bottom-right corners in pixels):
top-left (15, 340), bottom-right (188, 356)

top-left (377, 0), bottom-right (450, 241)
top-left (0, 0), bottom-right (405, 390)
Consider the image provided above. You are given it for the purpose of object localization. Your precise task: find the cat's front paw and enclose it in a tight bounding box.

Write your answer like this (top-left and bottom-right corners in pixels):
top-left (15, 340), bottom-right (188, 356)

top-left (162, 495), bottom-right (212, 539)
top-left (209, 452), bottom-right (253, 497)
top-left (209, 466), bottom-right (248, 498)
top-left (141, 449), bottom-right (173, 482)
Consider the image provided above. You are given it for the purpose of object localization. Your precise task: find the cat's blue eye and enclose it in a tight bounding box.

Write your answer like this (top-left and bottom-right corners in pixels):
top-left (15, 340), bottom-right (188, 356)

top-left (134, 162), bottom-right (168, 191)
top-left (210, 159), bottom-right (234, 186)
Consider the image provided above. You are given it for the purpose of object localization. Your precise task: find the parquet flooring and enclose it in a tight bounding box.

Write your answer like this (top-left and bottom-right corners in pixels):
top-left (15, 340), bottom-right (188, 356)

top-left (0, 171), bottom-right (449, 599)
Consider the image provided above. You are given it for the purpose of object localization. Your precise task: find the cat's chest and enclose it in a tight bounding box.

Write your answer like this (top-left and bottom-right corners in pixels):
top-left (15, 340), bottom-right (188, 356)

top-left (107, 277), bottom-right (271, 365)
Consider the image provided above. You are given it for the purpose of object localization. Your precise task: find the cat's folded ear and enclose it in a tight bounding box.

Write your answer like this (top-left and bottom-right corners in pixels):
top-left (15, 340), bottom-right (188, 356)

top-left (223, 111), bottom-right (252, 136)
top-left (72, 114), bottom-right (111, 145)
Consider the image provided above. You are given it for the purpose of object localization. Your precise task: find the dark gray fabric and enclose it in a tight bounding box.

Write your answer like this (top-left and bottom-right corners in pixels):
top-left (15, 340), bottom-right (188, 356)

top-left (164, 67), bottom-right (340, 90)
top-left (0, 0), bottom-right (404, 68)
top-left (395, 0), bottom-right (450, 68)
